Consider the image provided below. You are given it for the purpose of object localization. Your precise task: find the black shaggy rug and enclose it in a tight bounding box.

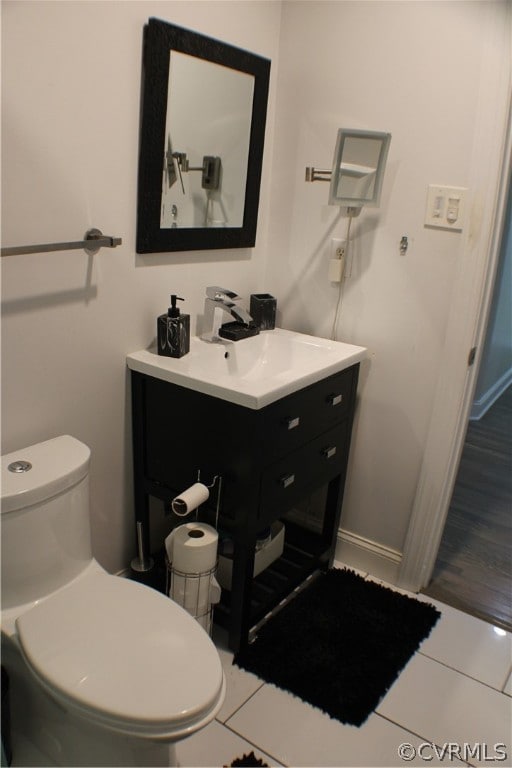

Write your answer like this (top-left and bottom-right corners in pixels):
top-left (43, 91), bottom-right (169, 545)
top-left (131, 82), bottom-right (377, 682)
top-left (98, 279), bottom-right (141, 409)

top-left (234, 568), bottom-right (440, 727)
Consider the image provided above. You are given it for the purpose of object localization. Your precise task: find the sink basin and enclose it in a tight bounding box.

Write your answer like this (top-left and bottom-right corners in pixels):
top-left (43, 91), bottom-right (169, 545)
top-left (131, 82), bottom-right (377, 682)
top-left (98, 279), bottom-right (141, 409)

top-left (127, 328), bottom-right (367, 409)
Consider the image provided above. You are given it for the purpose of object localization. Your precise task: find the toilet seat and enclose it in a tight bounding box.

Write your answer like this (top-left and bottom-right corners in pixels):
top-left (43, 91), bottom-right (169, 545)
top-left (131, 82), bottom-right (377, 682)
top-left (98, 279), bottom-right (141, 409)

top-left (15, 571), bottom-right (225, 740)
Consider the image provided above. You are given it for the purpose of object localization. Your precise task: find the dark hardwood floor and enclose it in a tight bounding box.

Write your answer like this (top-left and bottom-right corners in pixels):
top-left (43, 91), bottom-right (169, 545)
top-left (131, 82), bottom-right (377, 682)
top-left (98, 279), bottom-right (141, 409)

top-left (423, 385), bottom-right (512, 631)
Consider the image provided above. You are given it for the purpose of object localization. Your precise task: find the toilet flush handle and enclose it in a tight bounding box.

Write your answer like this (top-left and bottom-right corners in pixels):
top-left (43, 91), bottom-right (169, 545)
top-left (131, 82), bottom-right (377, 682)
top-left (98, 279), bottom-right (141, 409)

top-left (8, 460), bottom-right (32, 473)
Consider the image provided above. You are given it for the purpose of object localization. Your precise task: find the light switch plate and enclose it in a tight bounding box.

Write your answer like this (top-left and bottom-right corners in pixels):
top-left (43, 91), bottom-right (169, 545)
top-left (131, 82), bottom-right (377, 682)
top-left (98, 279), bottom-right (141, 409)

top-left (425, 185), bottom-right (467, 231)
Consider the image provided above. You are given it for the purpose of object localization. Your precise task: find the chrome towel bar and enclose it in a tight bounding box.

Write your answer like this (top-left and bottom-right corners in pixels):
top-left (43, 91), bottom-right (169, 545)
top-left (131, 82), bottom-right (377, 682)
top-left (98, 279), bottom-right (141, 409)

top-left (1, 228), bottom-right (122, 257)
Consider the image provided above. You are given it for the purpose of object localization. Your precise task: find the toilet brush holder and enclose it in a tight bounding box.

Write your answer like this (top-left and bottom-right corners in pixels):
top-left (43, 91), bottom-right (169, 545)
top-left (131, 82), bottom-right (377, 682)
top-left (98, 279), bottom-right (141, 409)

top-left (131, 521), bottom-right (154, 573)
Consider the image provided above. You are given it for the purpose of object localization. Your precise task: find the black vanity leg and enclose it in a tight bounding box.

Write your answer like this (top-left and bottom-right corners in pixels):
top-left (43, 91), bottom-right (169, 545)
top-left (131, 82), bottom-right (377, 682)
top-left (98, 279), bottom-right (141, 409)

top-left (228, 525), bottom-right (258, 652)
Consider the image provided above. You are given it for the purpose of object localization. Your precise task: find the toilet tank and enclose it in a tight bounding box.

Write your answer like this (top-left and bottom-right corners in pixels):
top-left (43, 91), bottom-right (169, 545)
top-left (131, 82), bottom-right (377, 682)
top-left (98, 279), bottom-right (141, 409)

top-left (1, 436), bottom-right (93, 609)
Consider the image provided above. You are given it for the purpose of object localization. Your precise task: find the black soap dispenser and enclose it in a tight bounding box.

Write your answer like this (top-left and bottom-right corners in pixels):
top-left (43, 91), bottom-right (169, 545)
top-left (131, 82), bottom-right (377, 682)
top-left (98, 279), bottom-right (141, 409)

top-left (157, 295), bottom-right (190, 358)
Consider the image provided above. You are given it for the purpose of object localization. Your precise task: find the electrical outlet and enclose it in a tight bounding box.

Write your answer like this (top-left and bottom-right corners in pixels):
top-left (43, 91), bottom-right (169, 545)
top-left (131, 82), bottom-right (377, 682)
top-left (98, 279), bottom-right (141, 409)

top-left (330, 238), bottom-right (346, 260)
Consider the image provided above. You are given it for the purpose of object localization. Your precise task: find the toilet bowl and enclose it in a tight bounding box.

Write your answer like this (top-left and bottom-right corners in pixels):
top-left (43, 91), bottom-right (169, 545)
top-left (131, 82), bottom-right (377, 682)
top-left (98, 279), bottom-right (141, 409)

top-left (1, 435), bottom-right (225, 767)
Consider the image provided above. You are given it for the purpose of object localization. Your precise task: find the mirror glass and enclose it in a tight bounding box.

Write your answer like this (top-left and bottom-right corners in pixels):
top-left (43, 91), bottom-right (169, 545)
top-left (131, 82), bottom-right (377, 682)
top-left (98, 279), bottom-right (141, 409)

top-left (329, 129), bottom-right (391, 208)
top-left (137, 19), bottom-right (270, 253)
top-left (162, 52), bottom-right (254, 229)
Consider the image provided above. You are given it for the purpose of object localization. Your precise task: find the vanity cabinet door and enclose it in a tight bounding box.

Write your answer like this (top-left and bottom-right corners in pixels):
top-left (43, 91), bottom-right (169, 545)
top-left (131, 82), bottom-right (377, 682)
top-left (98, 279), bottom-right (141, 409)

top-left (261, 368), bottom-right (355, 464)
top-left (258, 422), bottom-right (349, 524)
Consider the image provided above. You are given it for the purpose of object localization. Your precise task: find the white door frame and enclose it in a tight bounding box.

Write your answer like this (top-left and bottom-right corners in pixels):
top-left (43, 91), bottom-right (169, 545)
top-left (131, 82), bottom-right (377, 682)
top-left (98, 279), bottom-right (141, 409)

top-left (399, 9), bottom-right (512, 593)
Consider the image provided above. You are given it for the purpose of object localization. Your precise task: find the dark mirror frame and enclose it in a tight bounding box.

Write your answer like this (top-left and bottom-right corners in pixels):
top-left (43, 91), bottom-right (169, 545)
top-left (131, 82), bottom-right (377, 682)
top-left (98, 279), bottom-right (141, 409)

top-left (136, 18), bottom-right (271, 254)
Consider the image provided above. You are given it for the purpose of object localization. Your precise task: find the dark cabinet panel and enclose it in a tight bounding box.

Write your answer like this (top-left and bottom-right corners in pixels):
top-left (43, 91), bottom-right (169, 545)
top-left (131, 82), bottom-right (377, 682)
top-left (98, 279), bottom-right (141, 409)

top-left (130, 362), bottom-right (360, 651)
top-left (260, 368), bottom-right (353, 464)
top-left (259, 423), bottom-right (348, 524)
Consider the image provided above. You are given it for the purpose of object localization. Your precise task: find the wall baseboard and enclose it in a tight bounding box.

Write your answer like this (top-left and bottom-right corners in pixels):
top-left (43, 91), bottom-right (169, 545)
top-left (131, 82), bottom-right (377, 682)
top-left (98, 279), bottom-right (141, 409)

top-left (470, 366), bottom-right (512, 421)
top-left (335, 529), bottom-right (402, 586)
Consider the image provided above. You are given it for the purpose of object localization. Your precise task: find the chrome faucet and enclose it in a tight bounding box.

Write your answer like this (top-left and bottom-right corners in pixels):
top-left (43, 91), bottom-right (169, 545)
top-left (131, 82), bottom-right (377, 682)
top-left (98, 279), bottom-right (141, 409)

top-left (201, 286), bottom-right (253, 342)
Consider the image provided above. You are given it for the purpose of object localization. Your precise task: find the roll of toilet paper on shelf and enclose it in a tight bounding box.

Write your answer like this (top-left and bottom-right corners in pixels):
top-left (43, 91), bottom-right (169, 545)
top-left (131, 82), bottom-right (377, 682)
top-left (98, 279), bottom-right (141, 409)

top-left (166, 522), bottom-right (218, 574)
top-left (171, 482), bottom-right (209, 516)
top-left (171, 572), bottom-right (208, 617)
top-left (171, 573), bottom-right (222, 624)
top-left (166, 522), bottom-right (219, 619)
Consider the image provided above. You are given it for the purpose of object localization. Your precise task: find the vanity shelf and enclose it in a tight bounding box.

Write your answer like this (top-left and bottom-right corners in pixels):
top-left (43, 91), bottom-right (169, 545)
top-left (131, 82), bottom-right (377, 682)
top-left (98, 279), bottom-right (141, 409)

top-left (128, 357), bottom-right (360, 651)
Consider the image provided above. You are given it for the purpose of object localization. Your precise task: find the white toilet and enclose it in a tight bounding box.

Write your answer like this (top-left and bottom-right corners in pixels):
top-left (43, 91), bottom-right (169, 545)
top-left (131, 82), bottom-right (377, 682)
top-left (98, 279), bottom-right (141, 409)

top-left (1, 435), bottom-right (226, 767)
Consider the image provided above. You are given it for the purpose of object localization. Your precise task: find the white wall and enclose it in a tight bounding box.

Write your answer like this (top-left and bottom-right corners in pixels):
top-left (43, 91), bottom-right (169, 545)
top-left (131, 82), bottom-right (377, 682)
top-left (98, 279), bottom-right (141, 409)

top-left (2, 1), bottom-right (510, 579)
top-left (266, 0), bottom-right (511, 562)
top-left (1, 0), bottom-right (281, 573)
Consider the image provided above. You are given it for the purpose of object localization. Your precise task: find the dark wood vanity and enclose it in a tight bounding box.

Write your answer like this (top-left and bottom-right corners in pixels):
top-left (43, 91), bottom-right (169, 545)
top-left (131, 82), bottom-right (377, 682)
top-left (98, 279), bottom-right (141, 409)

top-left (129, 360), bottom-right (360, 651)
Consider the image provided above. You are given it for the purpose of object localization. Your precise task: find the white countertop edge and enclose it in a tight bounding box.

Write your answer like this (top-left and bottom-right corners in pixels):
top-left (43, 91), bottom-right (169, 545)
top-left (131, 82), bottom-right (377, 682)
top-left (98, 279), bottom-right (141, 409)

top-left (126, 334), bottom-right (367, 410)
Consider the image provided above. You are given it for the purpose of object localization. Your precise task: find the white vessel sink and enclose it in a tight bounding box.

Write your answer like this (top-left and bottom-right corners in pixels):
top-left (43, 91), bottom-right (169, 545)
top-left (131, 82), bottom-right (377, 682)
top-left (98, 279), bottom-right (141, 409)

top-left (127, 328), bottom-right (366, 409)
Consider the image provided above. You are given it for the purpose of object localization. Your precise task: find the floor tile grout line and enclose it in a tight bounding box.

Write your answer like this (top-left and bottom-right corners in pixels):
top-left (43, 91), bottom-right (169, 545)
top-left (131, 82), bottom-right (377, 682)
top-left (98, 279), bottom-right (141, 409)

top-left (373, 713), bottom-right (473, 767)
top-left (417, 649), bottom-right (512, 694)
top-left (220, 717), bottom-right (287, 767)
top-left (221, 672), bottom-right (509, 766)
top-left (499, 663), bottom-right (512, 694)
top-left (220, 673), bottom-right (468, 767)
top-left (218, 679), bottom-right (266, 726)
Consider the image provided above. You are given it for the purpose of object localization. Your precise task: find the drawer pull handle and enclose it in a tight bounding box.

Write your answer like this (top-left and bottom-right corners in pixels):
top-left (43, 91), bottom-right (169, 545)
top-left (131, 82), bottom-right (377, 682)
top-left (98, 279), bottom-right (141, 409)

top-left (328, 393), bottom-right (343, 407)
top-left (285, 416), bottom-right (300, 430)
top-left (323, 446), bottom-right (337, 459)
top-left (280, 473), bottom-right (295, 488)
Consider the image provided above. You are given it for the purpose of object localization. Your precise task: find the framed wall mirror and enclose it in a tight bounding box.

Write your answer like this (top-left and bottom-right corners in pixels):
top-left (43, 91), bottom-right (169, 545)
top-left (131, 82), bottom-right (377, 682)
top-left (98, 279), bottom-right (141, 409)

top-left (136, 18), bottom-right (271, 253)
top-left (328, 129), bottom-right (391, 208)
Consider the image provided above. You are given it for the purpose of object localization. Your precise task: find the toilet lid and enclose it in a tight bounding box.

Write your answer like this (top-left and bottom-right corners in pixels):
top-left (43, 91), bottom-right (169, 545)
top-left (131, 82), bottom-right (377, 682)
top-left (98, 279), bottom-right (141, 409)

top-left (16, 572), bottom-right (224, 735)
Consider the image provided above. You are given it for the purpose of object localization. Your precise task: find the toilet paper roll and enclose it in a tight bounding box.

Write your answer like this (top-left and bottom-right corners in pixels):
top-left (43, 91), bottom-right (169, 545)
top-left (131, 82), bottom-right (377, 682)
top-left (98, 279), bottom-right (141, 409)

top-left (171, 482), bottom-right (209, 516)
top-left (169, 572), bottom-right (220, 619)
top-left (165, 522), bottom-right (219, 624)
top-left (166, 522), bottom-right (218, 574)
top-left (171, 572), bottom-right (210, 616)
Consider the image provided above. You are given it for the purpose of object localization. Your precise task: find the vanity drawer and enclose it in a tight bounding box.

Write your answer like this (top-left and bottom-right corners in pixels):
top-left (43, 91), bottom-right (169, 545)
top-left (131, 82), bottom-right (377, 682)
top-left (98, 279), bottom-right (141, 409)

top-left (258, 422), bottom-right (348, 523)
top-left (261, 367), bottom-right (355, 463)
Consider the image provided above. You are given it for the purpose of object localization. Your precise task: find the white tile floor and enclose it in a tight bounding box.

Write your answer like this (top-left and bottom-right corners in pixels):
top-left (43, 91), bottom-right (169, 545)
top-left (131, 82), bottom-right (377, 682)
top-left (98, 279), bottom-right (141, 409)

top-left (177, 563), bottom-right (512, 768)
